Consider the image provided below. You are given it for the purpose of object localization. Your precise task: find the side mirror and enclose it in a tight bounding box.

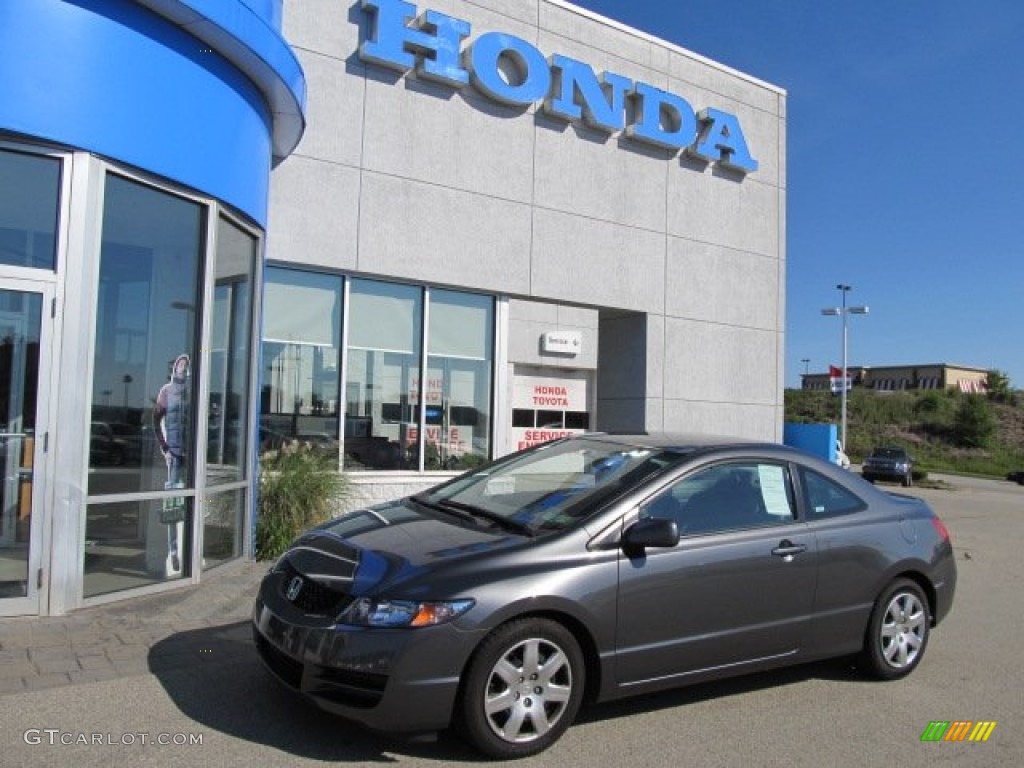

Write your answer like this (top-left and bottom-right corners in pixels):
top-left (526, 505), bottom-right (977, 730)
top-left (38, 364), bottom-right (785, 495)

top-left (622, 517), bottom-right (679, 550)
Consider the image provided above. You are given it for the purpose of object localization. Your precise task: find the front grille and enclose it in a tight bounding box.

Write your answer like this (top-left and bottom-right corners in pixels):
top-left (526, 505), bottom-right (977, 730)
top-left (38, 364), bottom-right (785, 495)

top-left (278, 559), bottom-right (354, 617)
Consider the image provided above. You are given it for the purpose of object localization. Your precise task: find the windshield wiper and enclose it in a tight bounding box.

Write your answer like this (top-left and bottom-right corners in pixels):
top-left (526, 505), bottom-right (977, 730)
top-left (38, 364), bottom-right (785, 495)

top-left (435, 499), bottom-right (536, 537)
top-left (409, 496), bottom-right (476, 525)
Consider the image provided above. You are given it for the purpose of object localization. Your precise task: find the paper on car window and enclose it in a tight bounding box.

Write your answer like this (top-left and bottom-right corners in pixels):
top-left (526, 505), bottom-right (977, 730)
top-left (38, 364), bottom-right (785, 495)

top-left (757, 465), bottom-right (791, 517)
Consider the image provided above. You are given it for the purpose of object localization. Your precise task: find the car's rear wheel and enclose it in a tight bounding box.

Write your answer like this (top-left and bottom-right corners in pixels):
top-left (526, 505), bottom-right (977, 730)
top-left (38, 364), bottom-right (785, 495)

top-left (457, 618), bottom-right (584, 759)
top-left (860, 578), bottom-right (930, 680)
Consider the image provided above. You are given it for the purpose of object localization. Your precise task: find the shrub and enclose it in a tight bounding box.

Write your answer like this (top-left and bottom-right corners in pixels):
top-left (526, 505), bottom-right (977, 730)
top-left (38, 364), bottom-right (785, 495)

top-left (954, 395), bottom-right (996, 449)
top-left (255, 442), bottom-right (349, 561)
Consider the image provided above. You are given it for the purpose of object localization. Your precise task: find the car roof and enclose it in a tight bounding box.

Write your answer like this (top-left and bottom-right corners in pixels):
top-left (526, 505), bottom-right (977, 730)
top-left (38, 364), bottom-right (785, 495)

top-left (575, 431), bottom-right (769, 452)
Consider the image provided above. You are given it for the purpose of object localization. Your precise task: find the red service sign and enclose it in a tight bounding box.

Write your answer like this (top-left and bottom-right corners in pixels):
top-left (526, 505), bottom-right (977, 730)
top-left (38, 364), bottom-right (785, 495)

top-left (511, 427), bottom-right (584, 451)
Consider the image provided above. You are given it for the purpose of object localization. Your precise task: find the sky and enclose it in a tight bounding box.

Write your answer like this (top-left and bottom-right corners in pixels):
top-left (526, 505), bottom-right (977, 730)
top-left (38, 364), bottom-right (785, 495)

top-left (572, 0), bottom-right (1024, 389)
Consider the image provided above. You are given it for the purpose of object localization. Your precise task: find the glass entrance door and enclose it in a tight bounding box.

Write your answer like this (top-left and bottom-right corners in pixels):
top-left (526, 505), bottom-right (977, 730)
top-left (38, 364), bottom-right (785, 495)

top-left (0, 282), bottom-right (51, 615)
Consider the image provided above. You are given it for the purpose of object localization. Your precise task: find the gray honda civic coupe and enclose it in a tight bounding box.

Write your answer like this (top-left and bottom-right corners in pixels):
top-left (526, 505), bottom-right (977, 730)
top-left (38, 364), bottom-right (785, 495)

top-left (252, 433), bottom-right (957, 759)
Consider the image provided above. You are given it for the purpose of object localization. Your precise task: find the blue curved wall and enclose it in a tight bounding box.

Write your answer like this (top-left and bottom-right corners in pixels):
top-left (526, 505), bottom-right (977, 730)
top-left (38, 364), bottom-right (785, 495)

top-left (0, 0), bottom-right (306, 226)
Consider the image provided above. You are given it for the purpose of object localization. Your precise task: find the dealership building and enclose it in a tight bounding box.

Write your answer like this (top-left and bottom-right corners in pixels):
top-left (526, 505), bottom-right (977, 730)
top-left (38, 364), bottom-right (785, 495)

top-left (0, 0), bottom-right (786, 615)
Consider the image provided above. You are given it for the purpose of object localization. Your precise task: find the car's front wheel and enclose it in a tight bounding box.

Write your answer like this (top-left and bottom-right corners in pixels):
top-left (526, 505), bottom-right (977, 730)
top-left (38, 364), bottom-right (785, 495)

top-left (860, 578), bottom-right (930, 680)
top-left (457, 618), bottom-right (585, 759)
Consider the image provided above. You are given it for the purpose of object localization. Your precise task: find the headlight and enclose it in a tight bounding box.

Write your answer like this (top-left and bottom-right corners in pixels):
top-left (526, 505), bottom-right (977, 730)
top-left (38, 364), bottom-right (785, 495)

top-left (339, 597), bottom-right (475, 627)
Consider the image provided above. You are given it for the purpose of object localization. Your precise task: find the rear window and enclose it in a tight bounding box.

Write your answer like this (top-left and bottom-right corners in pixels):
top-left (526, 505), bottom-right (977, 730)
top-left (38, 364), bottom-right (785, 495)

top-left (798, 467), bottom-right (867, 519)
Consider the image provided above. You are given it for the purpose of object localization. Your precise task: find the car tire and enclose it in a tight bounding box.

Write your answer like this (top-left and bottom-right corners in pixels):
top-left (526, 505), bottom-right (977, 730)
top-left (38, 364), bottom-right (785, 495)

top-left (859, 578), bottom-right (930, 680)
top-left (457, 618), bottom-right (585, 759)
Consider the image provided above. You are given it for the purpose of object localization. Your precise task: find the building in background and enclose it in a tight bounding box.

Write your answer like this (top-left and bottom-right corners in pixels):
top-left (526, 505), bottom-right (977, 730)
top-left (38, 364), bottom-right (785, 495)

top-left (801, 364), bottom-right (990, 393)
top-left (1, 0), bottom-right (785, 614)
top-left (266, 0), bottom-right (788, 509)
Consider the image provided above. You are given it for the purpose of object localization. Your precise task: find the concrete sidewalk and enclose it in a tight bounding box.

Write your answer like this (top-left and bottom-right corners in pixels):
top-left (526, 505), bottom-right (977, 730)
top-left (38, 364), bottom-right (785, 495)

top-left (0, 559), bottom-right (267, 696)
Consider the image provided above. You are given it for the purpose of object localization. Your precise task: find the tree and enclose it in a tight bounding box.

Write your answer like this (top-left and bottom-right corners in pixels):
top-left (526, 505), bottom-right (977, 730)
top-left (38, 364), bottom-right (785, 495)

top-left (986, 369), bottom-right (1015, 404)
top-left (954, 395), bottom-right (996, 449)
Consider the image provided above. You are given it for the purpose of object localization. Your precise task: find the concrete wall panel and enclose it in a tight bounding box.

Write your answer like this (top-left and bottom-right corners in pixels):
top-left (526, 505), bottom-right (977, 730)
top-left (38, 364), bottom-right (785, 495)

top-left (666, 49), bottom-right (780, 115)
top-left (531, 208), bottom-right (665, 312)
top-left (663, 317), bottom-right (778, 405)
top-left (362, 76), bottom-right (536, 203)
top-left (280, 0), bottom-right (360, 59)
top-left (266, 154), bottom-right (360, 270)
top-left (357, 172), bottom-right (532, 292)
top-left (292, 51), bottom-right (365, 167)
top-left (663, 399), bottom-right (779, 441)
top-left (665, 239), bottom-right (778, 330)
top-left (533, 124), bottom-right (669, 232)
top-left (667, 172), bottom-right (779, 257)
top-left (540, 1), bottom-right (662, 71)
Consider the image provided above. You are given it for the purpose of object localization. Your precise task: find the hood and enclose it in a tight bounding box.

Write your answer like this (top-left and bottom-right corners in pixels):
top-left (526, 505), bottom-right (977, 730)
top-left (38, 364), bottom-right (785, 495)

top-left (280, 498), bottom-right (528, 597)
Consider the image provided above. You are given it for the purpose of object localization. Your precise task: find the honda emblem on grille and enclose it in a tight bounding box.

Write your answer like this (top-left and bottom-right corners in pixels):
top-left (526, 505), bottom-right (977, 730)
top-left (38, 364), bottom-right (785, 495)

top-left (285, 575), bottom-right (303, 602)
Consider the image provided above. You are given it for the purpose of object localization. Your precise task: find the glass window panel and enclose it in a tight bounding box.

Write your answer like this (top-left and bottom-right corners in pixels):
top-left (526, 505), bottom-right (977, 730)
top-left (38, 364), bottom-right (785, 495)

top-left (205, 218), bottom-right (256, 486)
top-left (201, 488), bottom-right (244, 568)
top-left (512, 409), bottom-right (534, 428)
top-left (83, 496), bottom-right (192, 597)
top-left (263, 267), bottom-right (340, 346)
top-left (88, 174), bottom-right (203, 496)
top-left (0, 291), bottom-right (42, 598)
top-left (424, 290), bottom-right (493, 470)
top-left (348, 281), bottom-right (418, 353)
top-left (537, 410), bottom-right (563, 428)
top-left (260, 268), bottom-right (342, 452)
top-left (0, 149), bottom-right (59, 270)
top-left (429, 290), bottom-right (492, 359)
top-left (344, 280), bottom-right (421, 470)
top-left (565, 411), bottom-right (590, 430)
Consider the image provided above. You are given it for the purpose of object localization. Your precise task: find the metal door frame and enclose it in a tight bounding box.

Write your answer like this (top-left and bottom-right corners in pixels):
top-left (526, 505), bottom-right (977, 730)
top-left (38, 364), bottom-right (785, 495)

top-left (0, 277), bottom-right (55, 616)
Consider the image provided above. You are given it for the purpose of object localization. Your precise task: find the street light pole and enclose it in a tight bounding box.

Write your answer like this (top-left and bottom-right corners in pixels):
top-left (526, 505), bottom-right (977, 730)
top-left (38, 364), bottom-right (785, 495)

top-left (822, 284), bottom-right (868, 452)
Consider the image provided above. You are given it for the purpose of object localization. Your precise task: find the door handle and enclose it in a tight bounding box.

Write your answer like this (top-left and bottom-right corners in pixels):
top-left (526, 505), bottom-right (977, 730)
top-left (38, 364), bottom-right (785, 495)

top-left (771, 540), bottom-right (807, 560)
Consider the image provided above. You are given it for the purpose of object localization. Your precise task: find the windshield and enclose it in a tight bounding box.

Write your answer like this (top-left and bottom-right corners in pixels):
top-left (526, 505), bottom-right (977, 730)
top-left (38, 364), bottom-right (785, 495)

top-left (873, 448), bottom-right (907, 459)
top-left (417, 438), bottom-right (689, 533)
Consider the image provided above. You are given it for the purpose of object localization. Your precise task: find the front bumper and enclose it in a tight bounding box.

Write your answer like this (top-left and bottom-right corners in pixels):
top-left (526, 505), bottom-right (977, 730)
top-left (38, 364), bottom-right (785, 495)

top-left (862, 466), bottom-right (910, 482)
top-left (251, 575), bottom-right (484, 733)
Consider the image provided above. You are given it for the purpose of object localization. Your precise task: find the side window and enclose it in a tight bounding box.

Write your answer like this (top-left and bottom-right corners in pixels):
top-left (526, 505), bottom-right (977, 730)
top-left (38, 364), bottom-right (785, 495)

top-left (799, 467), bottom-right (867, 518)
top-left (640, 462), bottom-right (795, 536)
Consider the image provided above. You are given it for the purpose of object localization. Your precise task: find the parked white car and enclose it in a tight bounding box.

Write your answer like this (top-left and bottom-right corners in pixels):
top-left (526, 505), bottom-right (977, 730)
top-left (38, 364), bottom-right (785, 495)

top-left (835, 440), bottom-right (851, 469)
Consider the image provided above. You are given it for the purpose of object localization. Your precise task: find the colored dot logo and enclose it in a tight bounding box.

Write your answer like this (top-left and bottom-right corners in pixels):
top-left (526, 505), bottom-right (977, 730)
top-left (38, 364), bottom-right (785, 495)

top-left (920, 721), bottom-right (997, 742)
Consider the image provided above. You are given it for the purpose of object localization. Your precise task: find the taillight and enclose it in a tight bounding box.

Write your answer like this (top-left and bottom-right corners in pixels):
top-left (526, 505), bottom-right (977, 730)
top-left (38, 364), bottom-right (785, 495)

top-left (931, 516), bottom-right (951, 542)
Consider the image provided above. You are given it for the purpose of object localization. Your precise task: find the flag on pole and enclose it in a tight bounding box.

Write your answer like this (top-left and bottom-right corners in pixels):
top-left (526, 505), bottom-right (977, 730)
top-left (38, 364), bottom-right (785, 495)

top-left (829, 365), bottom-right (851, 394)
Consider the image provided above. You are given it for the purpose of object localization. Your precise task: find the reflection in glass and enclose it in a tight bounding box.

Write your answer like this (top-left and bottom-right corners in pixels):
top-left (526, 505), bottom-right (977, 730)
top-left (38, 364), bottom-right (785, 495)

top-left (201, 488), bottom-right (244, 568)
top-left (345, 280), bottom-right (422, 470)
top-left (0, 149), bottom-right (59, 270)
top-left (206, 218), bottom-right (255, 485)
top-left (83, 496), bottom-right (191, 597)
top-left (425, 290), bottom-right (493, 470)
top-left (260, 268), bottom-right (342, 457)
top-left (0, 291), bottom-right (42, 598)
top-left (88, 175), bottom-right (202, 497)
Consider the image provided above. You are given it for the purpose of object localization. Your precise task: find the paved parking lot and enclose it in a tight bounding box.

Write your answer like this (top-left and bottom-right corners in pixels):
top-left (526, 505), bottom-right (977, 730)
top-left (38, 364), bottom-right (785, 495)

top-left (0, 474), bottom-right (1020, 766)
